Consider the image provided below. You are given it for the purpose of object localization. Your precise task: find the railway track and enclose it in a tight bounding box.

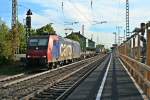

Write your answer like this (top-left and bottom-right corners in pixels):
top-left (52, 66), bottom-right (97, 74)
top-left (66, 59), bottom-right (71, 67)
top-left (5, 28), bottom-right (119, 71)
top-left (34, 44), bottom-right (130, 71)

top-left (27, 54), bottom-right (110, 100)
top-left (0, 54), bottom-right (106, 99)
top-left (0, 73), bottom-right (24, 83)
top-left (0, 70), bottom-right (49, 88)
top-left (0, 73), bottom-right (30, 88)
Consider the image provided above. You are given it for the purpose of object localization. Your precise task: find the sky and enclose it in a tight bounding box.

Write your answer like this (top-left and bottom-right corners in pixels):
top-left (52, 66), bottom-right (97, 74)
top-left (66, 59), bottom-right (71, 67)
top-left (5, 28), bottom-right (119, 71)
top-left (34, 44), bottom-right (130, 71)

top-left (0, 0), bottom-right (150, 48)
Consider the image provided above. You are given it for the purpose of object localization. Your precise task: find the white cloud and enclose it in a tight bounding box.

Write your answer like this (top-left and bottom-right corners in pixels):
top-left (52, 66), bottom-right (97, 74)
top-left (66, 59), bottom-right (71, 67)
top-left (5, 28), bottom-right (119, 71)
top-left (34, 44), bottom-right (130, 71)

top-left (18, 0), bottom-right (150, 48)
top-left (63, 1), bottom-right (93, 29)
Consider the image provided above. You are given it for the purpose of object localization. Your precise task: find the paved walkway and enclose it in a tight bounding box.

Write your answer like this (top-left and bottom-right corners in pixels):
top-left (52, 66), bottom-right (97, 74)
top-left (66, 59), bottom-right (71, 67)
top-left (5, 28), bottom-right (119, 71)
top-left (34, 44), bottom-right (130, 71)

top-left (101, 54), bottom-right (143, 100)
top-left (66, 53), bottom-right (144, 100)
top-left (66, 55), bottom-right (110, 100)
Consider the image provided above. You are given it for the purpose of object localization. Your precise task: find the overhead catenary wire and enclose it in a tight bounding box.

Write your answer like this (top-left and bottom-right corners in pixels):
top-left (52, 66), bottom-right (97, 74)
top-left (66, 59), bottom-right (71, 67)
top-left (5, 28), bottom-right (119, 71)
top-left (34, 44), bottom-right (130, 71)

top-left (67, 0), bottom-right (92, 24)
top-left (91, 0), bottom-right (93, 9)
top-left (61, 1), bottom-right (65, 18)
top-left (61, 1), bottom-right (69, 25)
top-left (18, 3), bottom-right (64, 25)
top-left (11, 0), bottom-right (107, 31)
top-left (18, 1), bottom-right (100, 26)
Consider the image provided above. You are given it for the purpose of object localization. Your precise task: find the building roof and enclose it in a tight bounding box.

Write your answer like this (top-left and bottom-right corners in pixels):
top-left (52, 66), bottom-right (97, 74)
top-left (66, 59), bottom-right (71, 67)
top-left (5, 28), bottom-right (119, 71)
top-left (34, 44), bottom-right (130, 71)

top-left (88, 39), bottom-right (95, 43)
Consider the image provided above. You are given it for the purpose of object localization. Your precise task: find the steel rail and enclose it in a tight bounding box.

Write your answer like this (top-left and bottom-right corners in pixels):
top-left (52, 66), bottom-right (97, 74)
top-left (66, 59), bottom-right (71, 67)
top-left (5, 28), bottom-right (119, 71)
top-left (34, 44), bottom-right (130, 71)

top-left (23, 55), bottom-right (108, 100)
top-left (0, 54), bottom-right (106, 99)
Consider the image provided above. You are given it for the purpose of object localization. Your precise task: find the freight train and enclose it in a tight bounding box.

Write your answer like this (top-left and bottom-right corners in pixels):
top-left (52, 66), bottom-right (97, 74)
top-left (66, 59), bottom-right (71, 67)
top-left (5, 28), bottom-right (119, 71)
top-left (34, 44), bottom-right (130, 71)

top-left (26, 35), bottom-right (81, 69)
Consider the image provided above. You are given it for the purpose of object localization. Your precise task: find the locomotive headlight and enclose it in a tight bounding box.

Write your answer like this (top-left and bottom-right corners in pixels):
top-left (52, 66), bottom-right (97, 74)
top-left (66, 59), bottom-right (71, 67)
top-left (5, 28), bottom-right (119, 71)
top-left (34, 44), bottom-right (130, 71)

top-left (42, 56), bottom-right (46, 58)
top-left (27, 55), bottom-right (31, 58)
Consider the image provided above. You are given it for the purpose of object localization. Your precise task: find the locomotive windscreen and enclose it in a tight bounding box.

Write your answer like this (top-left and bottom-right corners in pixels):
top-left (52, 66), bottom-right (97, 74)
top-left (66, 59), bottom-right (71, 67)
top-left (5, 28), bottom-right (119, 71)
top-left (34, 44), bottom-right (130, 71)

top-left (29, 38), bottom-right (48, 46)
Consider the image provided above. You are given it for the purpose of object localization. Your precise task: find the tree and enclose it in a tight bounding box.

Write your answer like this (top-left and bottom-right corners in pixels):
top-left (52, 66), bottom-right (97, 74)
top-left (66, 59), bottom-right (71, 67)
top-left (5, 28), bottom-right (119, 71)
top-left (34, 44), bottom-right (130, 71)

top-left (0, 21), bottom-right (12, 64)
top-left (36, 24), bottom-right (56, 35)
top-left (0, 17), bottom-right (3, 25)
top-left (17, 22), bottom-right (26, 53)
top-left (30, 29), bottom-right (36, 35)
top-left (4, 22), bottom-right (24, 59)
top-left (9, 26), bottom-right (20, 58)
top-left (66, 34), bottom-right (80, 42)
top-left (0, 21), bottom-right (57, 64)
top-left (96, 44), bottom-right (105, 52)
top-left (10, 22), bottom-right (27, 54)
top-left (0, 19), bottom-right (31, 64)
top-left (96, 44), bottom-right (104, 49)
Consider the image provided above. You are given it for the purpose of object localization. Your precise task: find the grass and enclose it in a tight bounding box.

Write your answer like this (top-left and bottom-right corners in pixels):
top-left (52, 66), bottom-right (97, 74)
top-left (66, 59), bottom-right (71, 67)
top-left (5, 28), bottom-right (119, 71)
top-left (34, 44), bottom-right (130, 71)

top-left (0, 63), bottom-right (25, 75)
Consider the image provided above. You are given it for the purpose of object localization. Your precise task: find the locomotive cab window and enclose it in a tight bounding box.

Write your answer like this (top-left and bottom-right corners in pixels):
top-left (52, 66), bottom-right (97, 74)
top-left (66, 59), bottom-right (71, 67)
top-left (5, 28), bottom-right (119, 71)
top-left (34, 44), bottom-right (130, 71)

top-left (38, 39), bottom-right (48, 46)
top-left (29, 39), bottom-right (38, 46)
top-left (29, 38), bottom-right (48, 46)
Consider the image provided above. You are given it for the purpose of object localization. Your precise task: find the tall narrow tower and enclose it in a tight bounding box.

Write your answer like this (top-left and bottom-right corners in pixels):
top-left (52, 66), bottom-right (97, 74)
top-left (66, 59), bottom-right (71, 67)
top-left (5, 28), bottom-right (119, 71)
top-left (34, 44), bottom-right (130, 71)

top-left (12, 0), bottom-right (18, 28)
top-left (82, 24), bottom-right (84, 36)
top-left (126, 0), bottom-right (130, 37)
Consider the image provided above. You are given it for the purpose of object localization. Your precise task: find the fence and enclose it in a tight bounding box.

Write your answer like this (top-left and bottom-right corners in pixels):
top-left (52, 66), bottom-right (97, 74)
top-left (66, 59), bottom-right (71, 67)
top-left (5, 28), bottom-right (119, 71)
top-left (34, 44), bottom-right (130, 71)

top-left (118, 22), bottom-right (150, 98)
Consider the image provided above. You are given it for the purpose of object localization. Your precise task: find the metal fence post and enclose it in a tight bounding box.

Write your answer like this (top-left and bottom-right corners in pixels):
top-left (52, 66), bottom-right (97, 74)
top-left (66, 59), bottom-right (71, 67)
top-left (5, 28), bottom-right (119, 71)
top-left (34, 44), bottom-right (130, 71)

top-left (137, 34), bottom-right (141, 61)
top-left (146, 22), bottom-right (150, 68)
top-left (146, 22), bottom-right (150, 97)
top-left (133, 36), bottom-right (135, 59)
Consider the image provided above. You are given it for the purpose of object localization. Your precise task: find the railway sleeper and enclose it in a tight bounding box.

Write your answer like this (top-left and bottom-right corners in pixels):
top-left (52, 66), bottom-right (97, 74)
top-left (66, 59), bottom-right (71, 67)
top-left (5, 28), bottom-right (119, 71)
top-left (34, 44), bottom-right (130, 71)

top-left (37, 92), bottom-right (55, 97)
top-left (50, 88), bottom-right (68, 91)
top-left (34, 86), bottom-right (71, 99)
top-left (39, 92), bottom-right (62, 98)
top-left (57, 82), bottom-right (73, 85)
top-left (33, 94), bottom-right (55, 99)
top-left (50, 87), bottom-right (69, 90)
top-left (51, 86), bottom-right (70, 90)
top-left (54, 84), bottom-right (73, 88)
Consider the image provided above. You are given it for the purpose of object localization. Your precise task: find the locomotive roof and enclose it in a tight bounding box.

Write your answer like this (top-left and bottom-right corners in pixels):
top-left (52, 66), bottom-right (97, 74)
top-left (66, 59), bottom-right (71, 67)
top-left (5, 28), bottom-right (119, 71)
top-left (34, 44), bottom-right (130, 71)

top-left (29, 35), bottom-right (50, 38)
top-left (29, 35), bottom-right (61, 38)
top-left (29, 35), bottom-right (79, 44)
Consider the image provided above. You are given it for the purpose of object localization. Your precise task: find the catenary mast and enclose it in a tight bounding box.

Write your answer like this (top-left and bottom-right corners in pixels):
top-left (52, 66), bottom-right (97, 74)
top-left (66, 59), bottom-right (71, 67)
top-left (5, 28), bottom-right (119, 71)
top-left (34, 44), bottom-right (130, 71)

top-left (12, 0), bottom-right (18, 29)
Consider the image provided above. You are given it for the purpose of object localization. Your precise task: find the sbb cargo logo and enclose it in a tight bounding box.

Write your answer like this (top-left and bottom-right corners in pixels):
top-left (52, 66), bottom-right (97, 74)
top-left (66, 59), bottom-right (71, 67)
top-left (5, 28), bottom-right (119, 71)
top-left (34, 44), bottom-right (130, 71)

top-left (60, 44), bottom-right (72, 58)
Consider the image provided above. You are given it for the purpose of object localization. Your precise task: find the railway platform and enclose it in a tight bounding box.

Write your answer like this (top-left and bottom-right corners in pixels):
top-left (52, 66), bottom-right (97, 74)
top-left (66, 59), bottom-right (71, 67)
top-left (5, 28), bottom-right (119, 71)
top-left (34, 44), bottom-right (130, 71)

top-left (100, 54), bottom-right (143, 100)
top-left (66, 53), bottom-right (144, 100)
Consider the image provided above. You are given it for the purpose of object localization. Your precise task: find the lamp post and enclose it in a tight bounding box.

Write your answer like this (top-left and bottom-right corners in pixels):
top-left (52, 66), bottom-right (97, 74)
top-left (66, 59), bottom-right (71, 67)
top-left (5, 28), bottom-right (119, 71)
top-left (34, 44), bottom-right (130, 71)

top-left (116, 26), bottom-right (122, 45)
top-left (113, 32), bottom-right (117, 44)
top-left (92, 21), bottom-right (107, 44)
top-left (64, 28), bottom-right (73, 37)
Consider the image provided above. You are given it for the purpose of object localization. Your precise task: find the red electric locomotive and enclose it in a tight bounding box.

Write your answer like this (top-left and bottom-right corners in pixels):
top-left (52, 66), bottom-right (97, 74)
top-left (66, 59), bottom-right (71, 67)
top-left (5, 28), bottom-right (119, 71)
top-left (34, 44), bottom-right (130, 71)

top-left (26, 35), bottom-right (81, 69)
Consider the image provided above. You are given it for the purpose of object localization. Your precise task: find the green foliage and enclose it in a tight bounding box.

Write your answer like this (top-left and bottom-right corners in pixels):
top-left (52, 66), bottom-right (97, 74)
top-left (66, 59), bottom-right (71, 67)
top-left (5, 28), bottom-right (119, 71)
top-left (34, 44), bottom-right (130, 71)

top-left (0, 20), bottom-right (26, 64)
top-left (36, 24), bottom-right (56, 35)
top-left (0, 17), bottom-right (3, 25)
top-left (66, 34), bottom-right (80, 42)
top-left (17, 22), bottom-right (26, 53)
top-left (105, 49), bottom-right (110, 52)
top-left (0, 21), bottom-right (12, 64)
top-left (12, 27), bottom-right (20, 56)
top-left (30, 29), bottom-right (36, 35)
top-left (66, 33), bottom-right (86, 51)
top-left (96, 44), bottom-right (104, 49)
top-left (0, 19), bottom-right (57, 65)
top-left (2, 39), bottom-right (13, 60)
